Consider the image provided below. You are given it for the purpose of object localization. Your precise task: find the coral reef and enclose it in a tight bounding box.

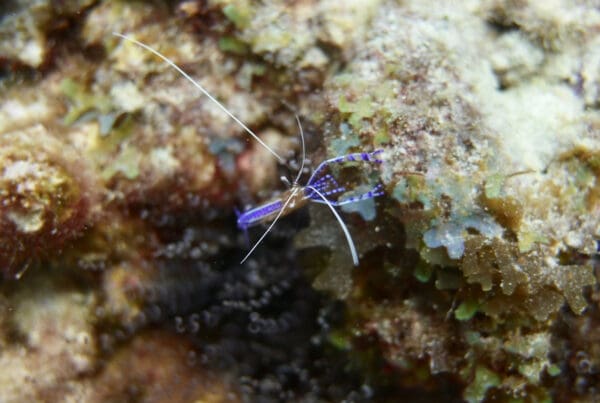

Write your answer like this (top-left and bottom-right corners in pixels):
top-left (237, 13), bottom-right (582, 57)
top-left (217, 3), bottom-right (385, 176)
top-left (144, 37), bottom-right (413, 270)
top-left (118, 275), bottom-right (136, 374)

top-left (0, 0), bottom-right (599, 402)
top-left (0, 0), bottom-right (96, 69)
top-left (300, 0), bottom-right (599, 400)
top-left (0, 125), bottom-right (97, 278)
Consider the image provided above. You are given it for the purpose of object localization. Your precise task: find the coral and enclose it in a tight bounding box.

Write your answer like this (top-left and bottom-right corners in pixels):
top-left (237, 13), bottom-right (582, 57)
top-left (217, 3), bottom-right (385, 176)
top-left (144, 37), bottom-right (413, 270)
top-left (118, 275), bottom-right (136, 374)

top-left (0, 271), bottom-right (97, 402)
top-left (460, 235), bottom-right (595, 321)
top-left (0, 77), bottom-right (67, 134)
top-left (489, 30), bottom-right (545, 89)
top-left (1, 0), bottom-right (599, 402)
top-left (0, 0), bottom-right (95, 68)
top-left (88, 331), bottom-right (241, 402)
top-left (296, 0), bottom-right (600, 401)
top-left (482, 0), bottom-right (600, 52)
top-left (463, 366), bottom-right (501, 403)
top-left (210, 0), bottom-right (382, 68)
top-left (423, 215), bottom-right (504, 260)
top-left (80, 1), bottom-right (294, 209)
top-left (0, 125), bottom-right (96, 278)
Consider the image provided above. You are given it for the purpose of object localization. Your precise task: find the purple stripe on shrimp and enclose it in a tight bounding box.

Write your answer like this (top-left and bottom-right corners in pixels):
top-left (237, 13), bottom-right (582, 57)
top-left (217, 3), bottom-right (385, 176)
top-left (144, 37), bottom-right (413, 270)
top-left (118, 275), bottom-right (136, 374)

top-left (305, 186), bottom-right (345, 201)
top-left (308, 150), bottom-right (383, 183)
top-left (310, 176), bottom-right (342, 193)
top-left (310, 174), bottom-right (334, 187)
top-left (340, 184), bottom-right (384, 204)
top-left (341, 150), bottom-right (384, 164)
top-left (310, 183), bottom-right (384, 207)
top-left (237, 200), bottom-right (283, 229)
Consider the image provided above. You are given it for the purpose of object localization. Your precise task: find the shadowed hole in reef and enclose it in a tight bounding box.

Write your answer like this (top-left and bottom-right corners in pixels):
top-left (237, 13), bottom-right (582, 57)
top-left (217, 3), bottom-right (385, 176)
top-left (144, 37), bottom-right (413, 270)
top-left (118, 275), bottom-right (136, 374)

top-left (89, 194), bottom-right (466, 400)
top-left (92, 206), bottom-right (373, 400)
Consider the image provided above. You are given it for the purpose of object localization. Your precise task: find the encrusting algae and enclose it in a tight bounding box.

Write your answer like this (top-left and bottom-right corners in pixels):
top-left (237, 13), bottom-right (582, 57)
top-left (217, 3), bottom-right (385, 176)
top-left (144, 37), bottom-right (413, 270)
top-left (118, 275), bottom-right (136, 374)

top-left (0, 0), bottom-right (599, 401)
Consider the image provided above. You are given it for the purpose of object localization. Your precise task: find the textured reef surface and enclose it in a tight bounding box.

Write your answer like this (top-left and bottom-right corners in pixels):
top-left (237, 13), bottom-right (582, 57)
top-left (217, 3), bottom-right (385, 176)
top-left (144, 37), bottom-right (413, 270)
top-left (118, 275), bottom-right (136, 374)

top-left (0, 0), bottom-right (599, 401)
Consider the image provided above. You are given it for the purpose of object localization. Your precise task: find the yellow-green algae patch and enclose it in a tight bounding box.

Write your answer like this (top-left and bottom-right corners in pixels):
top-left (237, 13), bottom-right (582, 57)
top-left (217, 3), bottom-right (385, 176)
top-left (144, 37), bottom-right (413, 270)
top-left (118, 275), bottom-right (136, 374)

top-left (463, 366), bottom-right (501, 403)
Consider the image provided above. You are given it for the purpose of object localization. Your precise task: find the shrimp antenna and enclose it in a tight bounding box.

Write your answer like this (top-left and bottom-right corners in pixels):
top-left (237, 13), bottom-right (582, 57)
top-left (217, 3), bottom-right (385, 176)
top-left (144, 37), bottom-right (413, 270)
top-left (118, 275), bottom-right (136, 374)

top-left (305, 185), bottom-right (359, 266)
top-left (240, 188), bottom-right (300, 264)
top-left (241, 116), bottom-right (305, 263)
top-left (112, 32), bottom-right (284, 163)
top-left (293, 114), bottom-right (306, 184)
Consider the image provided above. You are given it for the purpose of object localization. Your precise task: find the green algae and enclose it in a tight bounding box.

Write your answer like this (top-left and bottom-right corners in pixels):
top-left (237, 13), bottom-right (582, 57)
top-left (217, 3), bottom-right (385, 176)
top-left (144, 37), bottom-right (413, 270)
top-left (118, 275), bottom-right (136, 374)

top-left (61, 78), bottom-right (112, 125)
top-left (546, 364), bottom-right (561, 377)
top-left (516, 230), bottom-right (549, 253)
top-left (464, 366), bottom-right (500, 403)
top-left (221, 3), bottom-right (252, 29)
top-left (392, 175), bottom-right (430, 208)
top-left (455, 299), bottom-right (479, 321)
top-left (413, 260), bottom-right (433, 283)
top-left (373, 125), bottom-right (391, 146)
top-left (338, 94), bottom-right (376, 129)
top-left (328, 330), bottom-right (352, 351)
top-left (483, 173), bottom-right (506, 199)
top-left (101, 145), bottom-right (141, 181)
top-left (218, 36), bottom-right (249, 55)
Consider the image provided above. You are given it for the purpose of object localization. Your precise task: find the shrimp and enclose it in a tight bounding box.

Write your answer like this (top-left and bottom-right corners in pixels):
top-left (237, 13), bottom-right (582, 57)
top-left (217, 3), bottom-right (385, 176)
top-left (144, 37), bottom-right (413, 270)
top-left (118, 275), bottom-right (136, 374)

top-left (113, 32), bottom-right (385, 266)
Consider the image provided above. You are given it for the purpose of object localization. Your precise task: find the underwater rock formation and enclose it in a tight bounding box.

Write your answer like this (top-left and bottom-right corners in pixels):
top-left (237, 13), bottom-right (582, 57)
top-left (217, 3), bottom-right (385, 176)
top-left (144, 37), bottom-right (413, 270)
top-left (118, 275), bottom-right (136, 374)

top-left (0, 125), bottom-right (97, 278)
top-left (0, 0), bottom-right (599, 401)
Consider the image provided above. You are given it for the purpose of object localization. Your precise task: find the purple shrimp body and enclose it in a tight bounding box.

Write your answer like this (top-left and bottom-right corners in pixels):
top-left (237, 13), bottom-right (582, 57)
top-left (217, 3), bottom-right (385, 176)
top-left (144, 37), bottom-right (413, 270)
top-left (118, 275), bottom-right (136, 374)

top-left (237, 185), bottom-right (309, 230)
top-left (236, 199), bottom-right (284, 230)
top-left (236, 149), bottom-right (385, 229)
top-left (304, 149), bottom-right (385, 206)
top-left (237, 148), bottom-right (385, 265)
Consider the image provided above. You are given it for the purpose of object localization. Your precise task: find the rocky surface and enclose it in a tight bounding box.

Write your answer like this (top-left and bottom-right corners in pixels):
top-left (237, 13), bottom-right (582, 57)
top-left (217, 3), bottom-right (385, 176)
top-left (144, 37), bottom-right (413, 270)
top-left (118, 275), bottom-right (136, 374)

top-left (0, 0), bottom-right (598, 401)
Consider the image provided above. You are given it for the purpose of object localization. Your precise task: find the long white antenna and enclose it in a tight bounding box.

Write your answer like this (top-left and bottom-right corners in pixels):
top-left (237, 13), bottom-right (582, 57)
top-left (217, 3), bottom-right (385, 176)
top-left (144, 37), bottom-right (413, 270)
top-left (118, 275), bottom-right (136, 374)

top-left (240, 188), bottom-right (299, 264)
top-left (112, 32), bottom-right (284, 163)
top-left (305, 185), bottom-right (359, 266)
